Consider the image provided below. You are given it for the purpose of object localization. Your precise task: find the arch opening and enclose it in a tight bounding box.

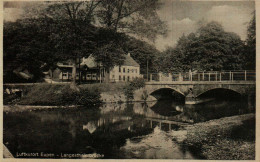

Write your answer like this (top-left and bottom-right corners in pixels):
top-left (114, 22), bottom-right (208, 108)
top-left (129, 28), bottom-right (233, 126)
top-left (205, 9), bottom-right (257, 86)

top-left (150, 88), bottom-right (185, 103)
top-left (149, 88), bottom-right (185, 117)
top-left (197, 88), bottom-right (242, 101)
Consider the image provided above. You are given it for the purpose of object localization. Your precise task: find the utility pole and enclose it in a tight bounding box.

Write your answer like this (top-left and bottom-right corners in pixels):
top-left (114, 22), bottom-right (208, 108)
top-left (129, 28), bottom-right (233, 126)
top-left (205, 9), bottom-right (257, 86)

top-left (146, 59), bottom-right (149, 81)
top-left (99, 63), bottom-right (102, 83)
top-left (78, 56), bottom-right (81, 84)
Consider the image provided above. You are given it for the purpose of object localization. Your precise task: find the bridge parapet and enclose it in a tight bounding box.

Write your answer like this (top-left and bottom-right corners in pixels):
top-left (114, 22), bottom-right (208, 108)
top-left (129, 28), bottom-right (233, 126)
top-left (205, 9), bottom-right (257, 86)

top-left (143, 70), bottom-right (255, 82)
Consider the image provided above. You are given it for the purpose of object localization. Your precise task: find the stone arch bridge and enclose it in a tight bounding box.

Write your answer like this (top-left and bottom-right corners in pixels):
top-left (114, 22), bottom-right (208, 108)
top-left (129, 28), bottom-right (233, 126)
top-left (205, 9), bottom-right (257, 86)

top-left (134, 81), bottom-right (255, 104)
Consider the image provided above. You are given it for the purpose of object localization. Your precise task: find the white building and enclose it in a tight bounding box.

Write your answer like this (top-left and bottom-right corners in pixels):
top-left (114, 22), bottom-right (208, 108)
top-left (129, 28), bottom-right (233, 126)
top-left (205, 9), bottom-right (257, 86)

top-left (109, 53), bottom-right (141, 82)
top-left (83, 53), bottom-right (141, 82)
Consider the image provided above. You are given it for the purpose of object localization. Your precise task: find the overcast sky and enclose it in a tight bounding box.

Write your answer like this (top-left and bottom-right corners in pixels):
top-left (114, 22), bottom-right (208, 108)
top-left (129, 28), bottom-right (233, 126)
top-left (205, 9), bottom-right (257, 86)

top-left (156, 0), bottom-right (255, 50)
top-left (4, 1), bottom-right (255, 51)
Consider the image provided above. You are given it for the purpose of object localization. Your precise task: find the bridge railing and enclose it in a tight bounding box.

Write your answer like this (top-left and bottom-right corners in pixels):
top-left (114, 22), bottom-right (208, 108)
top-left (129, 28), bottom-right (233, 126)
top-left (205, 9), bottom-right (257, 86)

top-left (143, 70), bottom-right (255, 82)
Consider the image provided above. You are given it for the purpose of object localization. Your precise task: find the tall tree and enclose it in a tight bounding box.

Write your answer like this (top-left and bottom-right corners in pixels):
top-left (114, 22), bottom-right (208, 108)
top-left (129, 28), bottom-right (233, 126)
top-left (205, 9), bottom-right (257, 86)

top-left (93, 28), bottom-right (126, 70)
top-left (9, 1), bottom-right (167, 85)
top-left (156, 21), bottom-right (245, 72)
top-left (245, 11), bottom-right (256, 70)
top-left (22, 1), bottom-right (101, 88)
top-left (97, 0), bottom-right (167, 41)
top-left (123, 37), bottom-right (161, 73)
top-left (3, 20), bottom-right (54, 83)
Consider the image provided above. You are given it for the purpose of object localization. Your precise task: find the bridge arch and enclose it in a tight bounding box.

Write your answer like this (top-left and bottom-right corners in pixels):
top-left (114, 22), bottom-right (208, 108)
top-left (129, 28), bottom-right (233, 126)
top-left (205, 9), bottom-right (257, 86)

top-left (146, 85), bottom-right (185, 97)
top-left (196, 88), bottom-right (242, 98)
top-left (147, 86), bottom-right (185, 101)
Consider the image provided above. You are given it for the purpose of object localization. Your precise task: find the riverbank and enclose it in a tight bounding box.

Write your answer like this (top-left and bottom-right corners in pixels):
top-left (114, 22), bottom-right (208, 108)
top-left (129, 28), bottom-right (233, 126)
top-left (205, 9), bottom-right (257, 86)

top-left (184, 113), bottom-right (255, 160)
top-left (4, 80), bottom-right (148, 106)
top-left (3, 105), bottom-right (80, 112)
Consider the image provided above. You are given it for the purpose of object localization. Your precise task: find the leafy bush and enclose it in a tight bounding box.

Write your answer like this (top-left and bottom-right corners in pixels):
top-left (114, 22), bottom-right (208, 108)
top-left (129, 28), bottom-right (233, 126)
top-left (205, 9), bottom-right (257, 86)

top-left (18, 84), bottom-right (101, 106)
top-left (129, 78), bottom-right (145, 89)
top-left (77, 88), bottom-right (101, 105)
top-left (60, 87), bottom-right (80, 105)
top-left (124, 78), bottom-right (145, 101)
top-left (124, 85), bottom-right (135, 101)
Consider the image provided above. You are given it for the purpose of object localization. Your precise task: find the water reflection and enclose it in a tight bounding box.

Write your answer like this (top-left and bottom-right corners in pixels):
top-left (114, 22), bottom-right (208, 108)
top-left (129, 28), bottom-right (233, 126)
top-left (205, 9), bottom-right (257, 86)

top-left (120, 126), bottom-right (193, 159)
top-left (3, 98), bottom-right (254, 159)
top-left (149, 99), bottom-right (253, 123)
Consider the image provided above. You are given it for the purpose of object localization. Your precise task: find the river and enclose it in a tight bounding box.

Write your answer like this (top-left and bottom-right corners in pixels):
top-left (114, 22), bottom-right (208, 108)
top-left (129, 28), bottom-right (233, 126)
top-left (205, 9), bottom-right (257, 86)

top-left (3, 98), bottom-right (254, 159)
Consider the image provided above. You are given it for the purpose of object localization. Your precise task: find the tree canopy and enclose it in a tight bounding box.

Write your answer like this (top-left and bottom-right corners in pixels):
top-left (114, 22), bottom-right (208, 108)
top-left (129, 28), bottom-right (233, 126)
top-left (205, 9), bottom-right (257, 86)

top-left (4, 20), bottom-right (52, 82)
top-left (4, 1), bottom-right (164, 82)
top-left (4, 1), bottom-right (167, 83)
top-left (97, 0), bottom-right (167, 41)
top-left (155, 21), bottom-right (246, 73)
top-left (123, 37), bottom-right (161, 73)
top-left (244, 11), bottom-right (256, 70)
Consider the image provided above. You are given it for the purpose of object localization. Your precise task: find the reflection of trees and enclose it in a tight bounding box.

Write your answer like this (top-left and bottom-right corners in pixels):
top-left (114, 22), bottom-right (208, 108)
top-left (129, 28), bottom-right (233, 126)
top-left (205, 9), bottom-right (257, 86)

top-left (4, 106), bottom-right (153, 158)
top-left (99, 103), bottom-right (127, 114)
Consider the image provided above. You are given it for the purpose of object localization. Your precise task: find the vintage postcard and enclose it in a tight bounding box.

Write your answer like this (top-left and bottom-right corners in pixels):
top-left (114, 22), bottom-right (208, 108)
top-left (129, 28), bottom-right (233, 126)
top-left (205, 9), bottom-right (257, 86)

top-left (1, 0), bottom-right (259, 161)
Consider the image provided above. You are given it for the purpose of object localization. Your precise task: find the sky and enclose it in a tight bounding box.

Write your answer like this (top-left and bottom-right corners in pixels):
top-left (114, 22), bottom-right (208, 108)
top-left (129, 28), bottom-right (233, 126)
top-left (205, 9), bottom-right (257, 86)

top-left (156, 0), bottom-right (255, 50)
top-left (4, 1), bottom-right (255, 51)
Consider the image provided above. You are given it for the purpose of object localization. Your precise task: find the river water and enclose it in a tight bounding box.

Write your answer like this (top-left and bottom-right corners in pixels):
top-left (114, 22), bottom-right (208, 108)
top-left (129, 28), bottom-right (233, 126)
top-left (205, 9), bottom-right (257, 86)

top-left (3, 99), bottom-right (254, 159)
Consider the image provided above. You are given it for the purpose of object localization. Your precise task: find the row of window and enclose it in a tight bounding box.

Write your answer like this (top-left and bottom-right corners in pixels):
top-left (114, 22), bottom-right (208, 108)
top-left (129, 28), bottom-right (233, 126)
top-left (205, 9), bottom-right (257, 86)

top-left (61, 73), bottom-right (100, 80)
top-left (118, 75), bottom-right (138, 81)
top-left (119, 67), bottom-right (138, 73)
top-left (63, 73), bottom-right (96, 78)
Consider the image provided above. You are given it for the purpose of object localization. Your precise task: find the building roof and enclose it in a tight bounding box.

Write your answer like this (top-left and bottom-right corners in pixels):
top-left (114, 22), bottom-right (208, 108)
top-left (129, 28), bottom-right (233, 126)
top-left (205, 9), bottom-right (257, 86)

top-left (13, 69), bottom-right (33, 80)
top-left (123, 53), bottom-right (140, 67)
top-left (57, 53), bottom-right (140, 69)
top-left (81, 54), bottom-right (100, 69)
top-left (57, 60), bottom-right (74, 68)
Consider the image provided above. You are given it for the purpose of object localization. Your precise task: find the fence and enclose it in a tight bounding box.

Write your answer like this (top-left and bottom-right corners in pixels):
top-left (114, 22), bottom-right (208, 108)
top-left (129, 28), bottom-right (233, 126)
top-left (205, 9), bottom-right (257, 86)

top-left (143, 70), bottom-right (256, 82)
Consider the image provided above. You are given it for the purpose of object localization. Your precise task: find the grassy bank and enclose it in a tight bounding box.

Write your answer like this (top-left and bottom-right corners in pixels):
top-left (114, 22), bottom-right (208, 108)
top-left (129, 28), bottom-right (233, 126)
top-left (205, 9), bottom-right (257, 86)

top-left (184, 113), bottom-right (255, 160)
top-left (5, 79), bottom-right (145, 105)
top-left (79, 82), bottom-right (127, 93)
top-left (17, 84), bottom-right (101, 106)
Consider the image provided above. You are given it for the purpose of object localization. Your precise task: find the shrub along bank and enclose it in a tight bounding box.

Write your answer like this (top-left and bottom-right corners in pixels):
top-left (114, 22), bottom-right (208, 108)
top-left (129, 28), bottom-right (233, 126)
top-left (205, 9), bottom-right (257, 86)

top-left (12, 78), bottom-right (145, 106)
top-left (123, 78), bottom-right (145, 101)
top-left (18, 84), bottom-right (101, 106)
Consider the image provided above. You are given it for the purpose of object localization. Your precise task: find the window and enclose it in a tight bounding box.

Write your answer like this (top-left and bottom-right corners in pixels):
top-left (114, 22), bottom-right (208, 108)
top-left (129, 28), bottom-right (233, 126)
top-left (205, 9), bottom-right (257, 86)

top-left (119, 75), bottom-right (121, 80)
top-left (123, 76), bottom-right (125, 81)
top-left (123, 68), bottom-right (125, 73)
top-left (128, 69), bottom-right (130, 73)
top-left (127, 76), bottom-right (130, 81)
top-left (119, 66), bottom-right (121, 72)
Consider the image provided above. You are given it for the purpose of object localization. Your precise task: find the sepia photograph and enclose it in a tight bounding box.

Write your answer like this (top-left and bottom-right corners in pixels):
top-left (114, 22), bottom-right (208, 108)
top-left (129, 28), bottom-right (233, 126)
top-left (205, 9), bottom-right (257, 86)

top-left (2, 0), bottom-right (257, 160)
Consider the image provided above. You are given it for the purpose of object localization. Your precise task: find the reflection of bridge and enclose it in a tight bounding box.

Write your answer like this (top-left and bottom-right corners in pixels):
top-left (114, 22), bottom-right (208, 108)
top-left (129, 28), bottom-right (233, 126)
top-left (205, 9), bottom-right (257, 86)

top-left (137, 71), bottom-right (256, 104)
top-left (146, 118), bottom-right (188, 131)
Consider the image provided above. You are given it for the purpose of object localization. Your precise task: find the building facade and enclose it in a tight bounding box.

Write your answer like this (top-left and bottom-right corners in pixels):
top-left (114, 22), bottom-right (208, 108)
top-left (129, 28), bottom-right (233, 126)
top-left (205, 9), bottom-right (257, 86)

top-left (109, 53), bottom-right (140, 82)
top-left (44, 53), bottom-right (141, 83)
